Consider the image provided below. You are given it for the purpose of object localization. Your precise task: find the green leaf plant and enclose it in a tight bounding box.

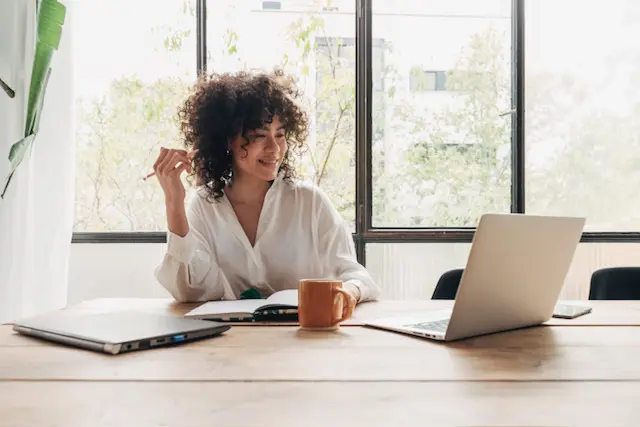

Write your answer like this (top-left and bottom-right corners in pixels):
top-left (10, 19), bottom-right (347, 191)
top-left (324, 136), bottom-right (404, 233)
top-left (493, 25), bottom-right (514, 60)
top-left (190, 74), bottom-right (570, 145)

top-left (2, 0), bottom-right (66, 198)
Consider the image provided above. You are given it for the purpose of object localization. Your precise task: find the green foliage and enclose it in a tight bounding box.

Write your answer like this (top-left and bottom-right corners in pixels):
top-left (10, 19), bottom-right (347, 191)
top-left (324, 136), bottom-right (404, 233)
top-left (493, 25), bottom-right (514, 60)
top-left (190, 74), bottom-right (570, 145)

top-left (74, 77), bottom-right (189, 231)
top-left (0, 77), bottom-right (15, 98)
top-left (3, 0), bottom-right (66, 199)
top-left (223, 29), bottom-right (239, 56)
top-left (527, 99), bottom-right (640, 230)
top-left (73, 8), bottom-right (513, 231)
top-left (376, 27), bottom-right (511, 227)
top-left (152, 0), bottom-right (195, 54)
top-left (75, 5), bottom-right (640, 233)
top-left (162, 28), bottom-right (192, 53)
top-left (282, 15), bottom-right (357, 226)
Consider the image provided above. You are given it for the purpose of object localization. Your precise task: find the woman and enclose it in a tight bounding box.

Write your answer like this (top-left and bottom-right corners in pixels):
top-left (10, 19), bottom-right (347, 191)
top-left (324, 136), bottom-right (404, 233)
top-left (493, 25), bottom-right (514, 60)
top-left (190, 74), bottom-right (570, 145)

top-left (153, 69), bottom-right (380, 317)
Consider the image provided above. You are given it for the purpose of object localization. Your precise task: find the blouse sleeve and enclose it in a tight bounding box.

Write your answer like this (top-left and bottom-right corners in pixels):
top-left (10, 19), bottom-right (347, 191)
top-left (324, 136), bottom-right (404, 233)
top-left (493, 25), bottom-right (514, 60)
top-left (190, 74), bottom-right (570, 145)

top-left (154, 190), bottom-right (227, 302)
top-left (312, 186), bottom-right (381, 302)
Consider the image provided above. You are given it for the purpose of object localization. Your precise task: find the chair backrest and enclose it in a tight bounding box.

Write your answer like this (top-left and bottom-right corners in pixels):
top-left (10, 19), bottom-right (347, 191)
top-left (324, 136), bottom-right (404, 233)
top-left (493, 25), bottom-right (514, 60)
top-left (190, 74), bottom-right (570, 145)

top-left (589, 267), bottom-right (640, 300)
top-left (431, 268), bottom-right (464, 300)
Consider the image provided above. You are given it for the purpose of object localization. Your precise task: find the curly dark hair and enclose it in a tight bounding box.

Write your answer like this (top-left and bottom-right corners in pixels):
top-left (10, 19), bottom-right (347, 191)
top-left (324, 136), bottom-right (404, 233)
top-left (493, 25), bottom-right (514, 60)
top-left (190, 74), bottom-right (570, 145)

top-left (178, 68), bottom-right (309, 201)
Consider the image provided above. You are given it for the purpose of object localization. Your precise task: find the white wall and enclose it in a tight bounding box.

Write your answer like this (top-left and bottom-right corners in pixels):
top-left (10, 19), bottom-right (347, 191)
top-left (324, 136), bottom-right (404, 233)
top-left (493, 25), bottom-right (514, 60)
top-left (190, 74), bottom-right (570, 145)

top-left (67, 241), bottom-right (640, 305)
top-left (67, 243), bottom-right (172, 304)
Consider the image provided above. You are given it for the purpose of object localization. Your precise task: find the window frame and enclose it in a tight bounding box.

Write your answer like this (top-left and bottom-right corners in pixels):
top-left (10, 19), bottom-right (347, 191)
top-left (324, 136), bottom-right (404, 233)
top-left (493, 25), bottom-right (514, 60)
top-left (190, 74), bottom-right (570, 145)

top-left (72, 0), bottom-right (640, 257)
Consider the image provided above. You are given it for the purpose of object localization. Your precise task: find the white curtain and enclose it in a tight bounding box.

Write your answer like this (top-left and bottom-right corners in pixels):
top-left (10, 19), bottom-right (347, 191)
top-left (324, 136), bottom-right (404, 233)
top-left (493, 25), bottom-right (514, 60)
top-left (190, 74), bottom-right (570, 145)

top-left (0, 0), bottom-right (75, 323)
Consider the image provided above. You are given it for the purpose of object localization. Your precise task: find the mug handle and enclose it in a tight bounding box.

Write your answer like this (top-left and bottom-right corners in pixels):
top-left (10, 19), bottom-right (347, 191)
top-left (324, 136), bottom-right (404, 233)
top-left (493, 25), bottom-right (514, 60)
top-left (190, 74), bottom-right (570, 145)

top-left (331, 287), bottom-right (352, 325)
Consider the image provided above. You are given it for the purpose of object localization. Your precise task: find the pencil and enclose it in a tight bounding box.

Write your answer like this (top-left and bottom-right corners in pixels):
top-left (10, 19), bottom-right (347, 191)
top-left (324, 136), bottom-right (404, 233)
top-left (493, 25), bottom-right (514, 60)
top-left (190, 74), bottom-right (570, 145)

top-left (141, 149), bottom-right (198, 181)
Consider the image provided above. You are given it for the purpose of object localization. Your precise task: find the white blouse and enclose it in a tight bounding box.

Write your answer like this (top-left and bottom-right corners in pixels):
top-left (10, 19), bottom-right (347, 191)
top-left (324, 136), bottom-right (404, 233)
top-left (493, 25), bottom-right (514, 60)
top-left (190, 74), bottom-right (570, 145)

top-left (154, 176), bottom-right (380, 303)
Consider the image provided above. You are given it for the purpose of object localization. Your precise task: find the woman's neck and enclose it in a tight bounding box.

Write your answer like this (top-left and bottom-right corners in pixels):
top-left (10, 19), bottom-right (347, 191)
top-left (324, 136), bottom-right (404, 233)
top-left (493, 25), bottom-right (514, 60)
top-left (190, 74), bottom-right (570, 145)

top-left (225, 172), bottom-right (273, 204)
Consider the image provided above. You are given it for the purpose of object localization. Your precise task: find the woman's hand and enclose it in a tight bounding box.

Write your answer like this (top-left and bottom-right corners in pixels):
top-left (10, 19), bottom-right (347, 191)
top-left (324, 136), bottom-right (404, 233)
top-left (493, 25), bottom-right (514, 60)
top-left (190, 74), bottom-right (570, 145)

top-left (153, 147), bottom-right (192, 203)
top-left (341, 282), bottom-right (360, 320)
top-left (153, 148), bottom-right (192, 237)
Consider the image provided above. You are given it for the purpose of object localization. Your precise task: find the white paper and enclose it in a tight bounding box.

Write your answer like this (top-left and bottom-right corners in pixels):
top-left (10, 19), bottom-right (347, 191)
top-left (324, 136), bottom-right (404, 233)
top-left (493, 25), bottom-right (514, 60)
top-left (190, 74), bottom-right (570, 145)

top-left (184, 289), bottom-right (299, 319)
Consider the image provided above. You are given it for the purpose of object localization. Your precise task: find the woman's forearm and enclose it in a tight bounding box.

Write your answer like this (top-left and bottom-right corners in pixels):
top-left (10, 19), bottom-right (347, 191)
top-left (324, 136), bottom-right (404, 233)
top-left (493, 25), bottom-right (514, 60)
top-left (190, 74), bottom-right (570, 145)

top-left (166, 198), bottom-right (189, 237)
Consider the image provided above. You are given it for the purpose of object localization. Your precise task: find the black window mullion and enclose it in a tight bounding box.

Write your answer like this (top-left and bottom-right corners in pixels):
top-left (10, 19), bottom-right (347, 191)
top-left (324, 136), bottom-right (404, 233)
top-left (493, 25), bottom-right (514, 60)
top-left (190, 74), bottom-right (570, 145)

top-left (196, 0), bottom-right (207, 75)
top-left (511, 0), bottom-right (525, 214)
top-left (355, 0), bottom-right (372, 264)
top-left (71, 232), bottom-right (167, 244)
top-left (354, 235), bottom-right (366, 266)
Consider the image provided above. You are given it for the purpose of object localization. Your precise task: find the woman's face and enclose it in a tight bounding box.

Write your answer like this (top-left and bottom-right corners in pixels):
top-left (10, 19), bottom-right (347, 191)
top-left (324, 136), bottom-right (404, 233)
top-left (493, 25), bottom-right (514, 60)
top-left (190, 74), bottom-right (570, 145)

top-left (229, 115), bottom-right (287, 182)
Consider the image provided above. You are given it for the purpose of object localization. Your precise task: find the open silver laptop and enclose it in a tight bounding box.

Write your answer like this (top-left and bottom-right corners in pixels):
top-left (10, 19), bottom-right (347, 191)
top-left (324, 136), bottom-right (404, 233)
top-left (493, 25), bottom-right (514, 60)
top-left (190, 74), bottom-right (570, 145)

top-left (364, 213), bottom-right (586, 341)
top-left (13, 310), bottom-right (231, 354)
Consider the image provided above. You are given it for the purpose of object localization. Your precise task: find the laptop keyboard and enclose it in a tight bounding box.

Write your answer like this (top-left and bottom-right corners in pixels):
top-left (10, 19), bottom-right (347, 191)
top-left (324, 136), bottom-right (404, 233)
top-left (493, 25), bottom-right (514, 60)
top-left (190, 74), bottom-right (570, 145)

top-left (407, 319), bottom-right (450, 332)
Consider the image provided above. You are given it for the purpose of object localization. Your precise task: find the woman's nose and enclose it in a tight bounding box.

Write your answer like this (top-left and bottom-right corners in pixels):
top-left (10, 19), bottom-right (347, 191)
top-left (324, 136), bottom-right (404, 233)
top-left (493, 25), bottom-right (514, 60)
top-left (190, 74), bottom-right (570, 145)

top-left (264, 135), bottom-right (279, 152)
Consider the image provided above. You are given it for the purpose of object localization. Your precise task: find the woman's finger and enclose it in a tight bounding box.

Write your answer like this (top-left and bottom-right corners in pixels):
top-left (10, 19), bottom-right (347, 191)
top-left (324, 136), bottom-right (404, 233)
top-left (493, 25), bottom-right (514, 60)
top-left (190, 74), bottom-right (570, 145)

top-left (166, 148), bottom-right (197, 159)
top-left (170, 148), bottom-right (190, 157)
top-left (175, 154), bottom-right (192, 174)
top-left (342, 304), bottom-right (352, 321)
top-left (342, 295), bottom-right (355, 320)
top-left (168, 153), bottom-right (191, 170)
top-left (157, 150), bottom-right (176, 174)
top-left (158, 151), bottom-right (180, 174)
top-left (159, 151), bottom-right (190, 175)
top-left (153, 147), bottom-right (169, 172)
top-left (169, 163), bottom-right (189, 176)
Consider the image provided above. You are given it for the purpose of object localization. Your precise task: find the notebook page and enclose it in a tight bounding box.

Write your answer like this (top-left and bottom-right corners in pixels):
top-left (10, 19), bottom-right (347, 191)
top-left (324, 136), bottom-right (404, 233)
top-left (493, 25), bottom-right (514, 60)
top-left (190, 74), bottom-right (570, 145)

top-left (184, 299), bottom-right (263, 319)
top-left (258, 289), bottom-right (299, 309)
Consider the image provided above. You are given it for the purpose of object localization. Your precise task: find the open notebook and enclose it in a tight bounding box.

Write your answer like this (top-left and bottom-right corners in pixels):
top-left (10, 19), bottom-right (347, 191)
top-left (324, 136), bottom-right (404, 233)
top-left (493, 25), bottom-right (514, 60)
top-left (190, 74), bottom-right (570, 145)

top-left (184, 289), bottom-right (298, 322)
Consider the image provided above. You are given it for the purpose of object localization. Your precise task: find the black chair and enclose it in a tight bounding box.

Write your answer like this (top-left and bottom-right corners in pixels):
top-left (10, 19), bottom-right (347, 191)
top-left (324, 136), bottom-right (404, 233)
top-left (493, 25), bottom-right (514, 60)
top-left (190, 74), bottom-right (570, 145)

top-left (431, 268), bottom-right (464, 300)
top-left (589, 267), bottom-right (640, 300)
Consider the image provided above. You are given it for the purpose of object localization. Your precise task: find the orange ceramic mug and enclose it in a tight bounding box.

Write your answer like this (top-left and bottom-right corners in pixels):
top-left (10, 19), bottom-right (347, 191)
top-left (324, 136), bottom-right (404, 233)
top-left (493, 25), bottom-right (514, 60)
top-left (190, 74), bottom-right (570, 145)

top-left (298, 279), bottom-right (351, 330)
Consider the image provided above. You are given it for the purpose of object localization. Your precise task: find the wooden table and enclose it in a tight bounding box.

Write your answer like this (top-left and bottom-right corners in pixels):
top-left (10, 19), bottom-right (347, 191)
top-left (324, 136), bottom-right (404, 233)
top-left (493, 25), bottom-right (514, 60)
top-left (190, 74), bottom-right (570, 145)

top-left (2, 299), bottom-right (640, 426)
top-left (36, 297), bottom-right (640, 326)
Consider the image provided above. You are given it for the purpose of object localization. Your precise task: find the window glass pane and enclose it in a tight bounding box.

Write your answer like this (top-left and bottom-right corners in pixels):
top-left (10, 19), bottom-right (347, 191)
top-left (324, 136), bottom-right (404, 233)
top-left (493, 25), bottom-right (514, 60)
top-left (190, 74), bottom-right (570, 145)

top-left (207, 0), bottom-right (356, 229)
top-left (371, 1), bottom-right (512, 227)
top-left (367, 242), bottom-right (640, 301)
top-left (73, 0), bottom-right (196, 231)
top-left (525, 0), bottom-right (640, 231)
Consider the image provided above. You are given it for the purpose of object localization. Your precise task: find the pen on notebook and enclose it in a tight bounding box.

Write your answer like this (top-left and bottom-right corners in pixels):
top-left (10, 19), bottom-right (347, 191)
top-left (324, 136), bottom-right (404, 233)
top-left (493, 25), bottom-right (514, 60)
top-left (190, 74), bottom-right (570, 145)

top-left (141, 149), bottom-right (198, 181)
